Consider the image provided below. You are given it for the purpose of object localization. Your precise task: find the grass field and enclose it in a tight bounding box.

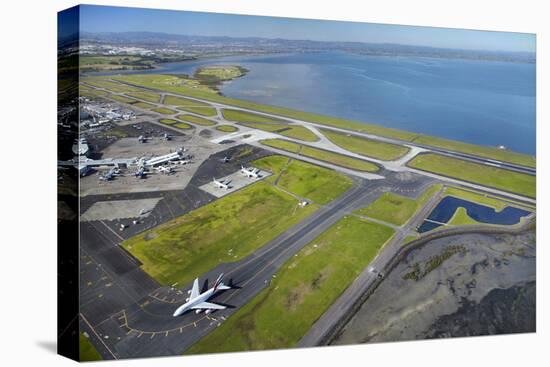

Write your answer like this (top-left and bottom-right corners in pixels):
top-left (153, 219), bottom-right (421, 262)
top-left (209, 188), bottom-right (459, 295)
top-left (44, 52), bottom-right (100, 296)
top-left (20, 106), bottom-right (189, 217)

top-left (175, 114), bottom-right (216, 126)
top-left (244, 123), bottom-right (319, 142)
top-left (403, 234), bottom-right (419, 244)
top-left (79, 55), bottom-right (152, 72)
top-left (261, 139), bottom-right (302, 153)
top-left (126, 91), bottom-right (161, 103)
top-left (412, 135), bottom-right (535, 168)
top-left (164, 94), bottom-right (218, 116)
top-left (177, 105), bottom-right (218, 116)
top-left (321, 128), bottom-right (409, 161)
top-left (251, 155), bottom-right (290, 184)
top-left (261, 139), bottom-right (379, 172)
top-left (408, 153), bottom-right (536, 198)
top-left (252, 155), bottom-right (354, 205)
top-left (111, 74), bottom-right (218, 96)
top-left (79, 333), bottom-right (102, 361)
top-left (215, 125), bottom-right (239, 133)
top-left (158, 118), bottom-right (178, 125)
top-left (355, 192), bottom-right (418, 226)
top-left (195, 65), bottom-right (247, 81)
top-left (222, 109), bottom-right (285, 123)
top-left (355, 185), bottom-right (442, 226)
top-left (164, 95), bottom-right (213, 107)
top-left (174, 122), bottom-right (193, 130)
top-left (187, 215), bottom-right (394, 354)
top-left (447, 207), bottom-right (479, 226)
top-left (122, 182), bottom-right (318, 286)
top-left (79, 86), bottom-right (109, 98)
top-left (151, 107), bottom-right (178, 115)
top-left (132, 101), bottom-right (156, 109)
top-left (108, 94), bottom-right (138, 104)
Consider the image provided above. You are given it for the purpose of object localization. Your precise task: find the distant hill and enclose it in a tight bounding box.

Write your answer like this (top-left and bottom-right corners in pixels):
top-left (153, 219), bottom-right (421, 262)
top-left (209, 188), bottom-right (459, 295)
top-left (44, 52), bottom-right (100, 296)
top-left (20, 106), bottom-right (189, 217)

top-left (80, 31), bottom-right (535, 63)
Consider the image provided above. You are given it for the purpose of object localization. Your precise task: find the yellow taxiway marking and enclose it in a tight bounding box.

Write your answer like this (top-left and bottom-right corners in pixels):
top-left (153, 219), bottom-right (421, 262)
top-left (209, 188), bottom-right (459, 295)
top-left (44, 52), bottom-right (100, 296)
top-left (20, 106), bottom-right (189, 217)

top-left (137, 332), bottom-right (143, 338)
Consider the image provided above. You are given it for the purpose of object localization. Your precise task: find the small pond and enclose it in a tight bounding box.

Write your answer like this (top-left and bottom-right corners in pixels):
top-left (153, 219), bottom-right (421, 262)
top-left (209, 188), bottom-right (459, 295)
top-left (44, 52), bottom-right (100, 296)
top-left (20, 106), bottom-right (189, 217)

top-left (417, 196), bottom-right (531, 233)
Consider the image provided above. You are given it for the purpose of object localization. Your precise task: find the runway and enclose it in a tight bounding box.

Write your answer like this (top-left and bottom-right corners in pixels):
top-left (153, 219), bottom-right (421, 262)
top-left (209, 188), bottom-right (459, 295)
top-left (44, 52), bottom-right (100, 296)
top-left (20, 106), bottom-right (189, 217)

top-left (79, 160), bottom-right (436, 358)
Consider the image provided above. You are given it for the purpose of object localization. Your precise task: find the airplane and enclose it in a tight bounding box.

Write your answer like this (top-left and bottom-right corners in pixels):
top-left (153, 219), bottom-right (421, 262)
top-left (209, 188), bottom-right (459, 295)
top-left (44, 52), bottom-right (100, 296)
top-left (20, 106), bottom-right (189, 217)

top-left (221, 155), bottom-right (231, 163)
top-left (135, 166), bottom-right (147, 179)
top-left (156, 165), bottom-right (174, 175)
top-left (99, 167), bottom-right (121, 181)
top-left (172, 274), bottom-right (231, 316)
top-left (212, 177), bottom-right (231, 190)
top-left (162, 132), bottom-right (173, 141)
top-left (240, 165), bottom-right (260, 179)
top-left (170, 158), bottom-right (190, 166)
top-left (138, 135), bottom-right (152, 143)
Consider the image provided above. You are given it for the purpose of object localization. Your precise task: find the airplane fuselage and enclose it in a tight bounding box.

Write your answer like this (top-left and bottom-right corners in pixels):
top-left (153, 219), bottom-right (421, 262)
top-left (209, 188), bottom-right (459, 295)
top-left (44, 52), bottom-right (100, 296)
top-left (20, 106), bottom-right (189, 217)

top-left (173, 287), bottom-right (218, 317)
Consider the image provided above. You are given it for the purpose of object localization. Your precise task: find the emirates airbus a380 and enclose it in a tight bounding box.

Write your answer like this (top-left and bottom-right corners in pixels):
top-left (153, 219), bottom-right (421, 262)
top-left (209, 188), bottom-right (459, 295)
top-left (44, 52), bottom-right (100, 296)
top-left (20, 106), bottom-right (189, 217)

top-left (172, 274), bottom-right (231, 317)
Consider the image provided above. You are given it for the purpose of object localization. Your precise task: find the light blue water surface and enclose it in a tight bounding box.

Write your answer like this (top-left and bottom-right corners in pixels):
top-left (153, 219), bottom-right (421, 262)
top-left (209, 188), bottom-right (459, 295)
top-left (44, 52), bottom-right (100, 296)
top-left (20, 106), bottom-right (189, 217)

top-left (95, 52), bottom-right (536, 154)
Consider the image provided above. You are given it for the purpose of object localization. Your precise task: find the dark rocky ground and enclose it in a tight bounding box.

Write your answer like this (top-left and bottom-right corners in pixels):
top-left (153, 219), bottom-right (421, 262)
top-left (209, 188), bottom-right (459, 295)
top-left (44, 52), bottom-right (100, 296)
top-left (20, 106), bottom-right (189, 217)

top-left (331, 229), bottom-right (536, 345)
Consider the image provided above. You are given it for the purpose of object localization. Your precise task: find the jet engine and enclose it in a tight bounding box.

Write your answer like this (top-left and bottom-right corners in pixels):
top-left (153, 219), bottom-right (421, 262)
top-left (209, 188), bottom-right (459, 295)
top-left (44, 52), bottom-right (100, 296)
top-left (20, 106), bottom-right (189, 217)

top-left (195, 309), bottom-right (202, 314)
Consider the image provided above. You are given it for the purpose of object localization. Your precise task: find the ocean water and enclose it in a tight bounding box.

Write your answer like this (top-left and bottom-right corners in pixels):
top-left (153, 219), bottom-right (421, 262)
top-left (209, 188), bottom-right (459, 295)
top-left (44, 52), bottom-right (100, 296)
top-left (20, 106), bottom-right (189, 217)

top-left (98, 51), bottom-right (536, 154)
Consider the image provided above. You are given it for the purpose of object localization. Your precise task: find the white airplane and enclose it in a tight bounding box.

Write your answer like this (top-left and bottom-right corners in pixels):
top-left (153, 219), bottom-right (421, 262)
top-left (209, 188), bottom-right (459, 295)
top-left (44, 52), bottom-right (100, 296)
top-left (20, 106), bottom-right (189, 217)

top-left (212, 177), bottom-right (230, 190)
top-left (98, 167), bottom-right (121, 181)
top-left (240, 165), bottom-right (260, 179)
top-left (162, 132), bottom-right (173, 141)
top-left (170, 159), bottom-right (190, 166)
top-left (172, 274), bottom-right (231, 317)
top-left (135, 166), bottom-right (148, 179)
top-left (156, 165), bottom-right (174, 175)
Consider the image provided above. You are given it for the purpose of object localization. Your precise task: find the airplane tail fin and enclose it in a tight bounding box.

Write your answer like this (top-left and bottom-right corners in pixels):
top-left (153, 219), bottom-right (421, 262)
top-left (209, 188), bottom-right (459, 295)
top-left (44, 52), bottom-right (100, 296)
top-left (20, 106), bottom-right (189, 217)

top-left (213, 273), bottom-right (226, 291)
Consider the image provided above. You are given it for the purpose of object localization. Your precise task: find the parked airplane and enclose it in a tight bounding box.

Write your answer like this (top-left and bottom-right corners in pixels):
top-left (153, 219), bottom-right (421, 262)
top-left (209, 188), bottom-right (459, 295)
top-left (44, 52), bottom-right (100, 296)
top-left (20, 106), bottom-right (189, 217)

top-left (240, 165), bottom-right (260, 179)
top-left (212, 177), bottom-right (230, 189)
top-left (221, 155), bottom-right (231, 163)
top-left (172, 274), bottom-right (231, 316)
top-left (170, 158), bottom-right (190, 166)
top-left (156, 165), bottom-right (174, 175)
top-left (135, 166), bottom-right (147, 179)
top-left (99, 167), bottom-right (121, 181)
top-left (162, 132), bottom-right (173, 141)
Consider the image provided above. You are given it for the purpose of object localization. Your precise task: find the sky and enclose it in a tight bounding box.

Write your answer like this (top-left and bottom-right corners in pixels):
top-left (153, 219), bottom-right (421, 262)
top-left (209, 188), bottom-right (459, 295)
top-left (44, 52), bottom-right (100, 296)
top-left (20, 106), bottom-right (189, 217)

top-left (78, 5), bottom-right (535, 53)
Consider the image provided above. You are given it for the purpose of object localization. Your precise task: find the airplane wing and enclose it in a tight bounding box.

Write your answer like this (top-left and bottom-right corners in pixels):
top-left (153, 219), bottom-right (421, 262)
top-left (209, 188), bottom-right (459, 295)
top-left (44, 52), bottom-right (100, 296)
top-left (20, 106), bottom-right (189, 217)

top-left (190, 278), bottom-right (200, 299)
top-left (191, 302), bottom-right (226, 310)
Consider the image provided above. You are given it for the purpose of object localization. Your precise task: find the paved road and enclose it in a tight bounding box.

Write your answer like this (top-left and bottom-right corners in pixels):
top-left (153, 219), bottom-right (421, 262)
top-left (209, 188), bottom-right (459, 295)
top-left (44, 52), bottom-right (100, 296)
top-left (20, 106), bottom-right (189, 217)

top-left (79, 165), bottom-right (436, 359)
